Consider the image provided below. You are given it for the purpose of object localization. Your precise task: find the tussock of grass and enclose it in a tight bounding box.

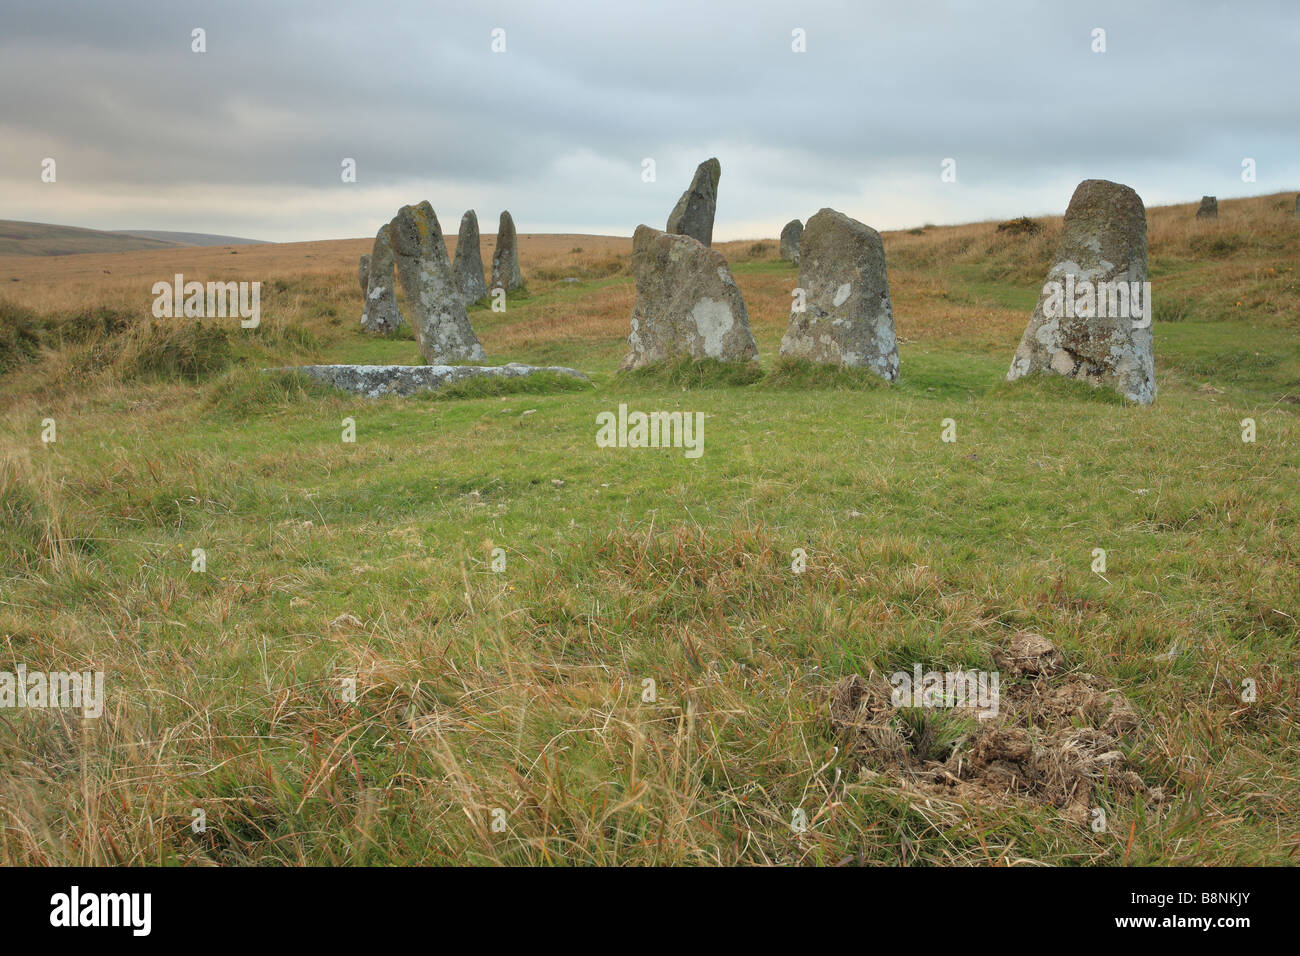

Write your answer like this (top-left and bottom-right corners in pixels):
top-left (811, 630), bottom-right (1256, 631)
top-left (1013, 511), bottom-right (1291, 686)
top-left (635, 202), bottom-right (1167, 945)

top-left (992, 371), bottom-right (1131, 405)
top-left (202, 366), bottom-right (340, 417)
top-left (619, 356), bottom-right (764, 388)
top-left (419, 370), bottom-right (592, 402)
top-left (760, 357), bottom-right (893, 391)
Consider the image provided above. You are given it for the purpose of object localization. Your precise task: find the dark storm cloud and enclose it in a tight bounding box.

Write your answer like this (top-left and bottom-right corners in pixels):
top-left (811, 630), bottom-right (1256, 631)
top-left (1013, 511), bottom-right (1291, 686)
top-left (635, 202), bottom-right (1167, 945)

top-left (1, 0), bottom-right (1297, 240)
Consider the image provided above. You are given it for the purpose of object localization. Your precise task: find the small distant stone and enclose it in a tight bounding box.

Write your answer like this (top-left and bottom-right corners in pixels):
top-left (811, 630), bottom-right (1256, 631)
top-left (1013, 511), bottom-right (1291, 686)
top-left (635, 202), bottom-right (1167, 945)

top-left (779, 219), bottom-right (803, 263)
top-left (452, 209), bottom-right (488, 303)
top-left (1196, 195), bottom-right (1218, 220)
top-left (490, 210), bottom-right (523, 293)
top-left (666, 158), bottom-right (721, 246)
top-left (357, 254), bottom-right (371, 294)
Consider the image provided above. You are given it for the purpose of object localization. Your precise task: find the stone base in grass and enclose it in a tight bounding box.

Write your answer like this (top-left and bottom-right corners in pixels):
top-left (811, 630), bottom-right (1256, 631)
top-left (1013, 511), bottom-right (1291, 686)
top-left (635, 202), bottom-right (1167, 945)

top-left (266, 362), bottom-right (589, 398)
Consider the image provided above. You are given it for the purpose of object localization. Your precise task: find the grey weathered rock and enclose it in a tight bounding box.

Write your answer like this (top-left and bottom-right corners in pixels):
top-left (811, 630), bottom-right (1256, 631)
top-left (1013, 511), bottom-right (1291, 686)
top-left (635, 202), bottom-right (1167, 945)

top-left (778, 208), bottom-right (899, 381)
top-left (779, 219), bottom-right (803, 264)
top-left (1006, 179), bottom-right (1155, 405)
top-left (452, 210), bottom-right (488, 303)
top-left (268, 362), bottom-right (588, 398)
top-left (389, 201), bottom-right (486, 363)
top-left (361, 225), bottom-right (404, 333)
top-left (1196, 195), bottom-right (1218, 220)
top-left (490, 211), bottom-right (523, 293)
top-left (358, 254), bottom-right (371, 294)
top-left (620, 225), bottom-right (758, 370)
top-left (666, 158), bottom-right (721, 246)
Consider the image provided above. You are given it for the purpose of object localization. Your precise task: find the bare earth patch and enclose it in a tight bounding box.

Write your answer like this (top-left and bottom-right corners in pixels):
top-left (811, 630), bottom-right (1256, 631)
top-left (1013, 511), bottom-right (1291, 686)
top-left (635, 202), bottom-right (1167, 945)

top-left (829, 633), bottom-right (1162, 825)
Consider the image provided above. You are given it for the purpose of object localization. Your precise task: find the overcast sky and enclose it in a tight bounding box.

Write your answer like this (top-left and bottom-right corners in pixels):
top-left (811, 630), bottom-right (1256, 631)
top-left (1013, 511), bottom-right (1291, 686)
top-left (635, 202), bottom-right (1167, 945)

top-left (1, 0), bottom-right (1297, 242)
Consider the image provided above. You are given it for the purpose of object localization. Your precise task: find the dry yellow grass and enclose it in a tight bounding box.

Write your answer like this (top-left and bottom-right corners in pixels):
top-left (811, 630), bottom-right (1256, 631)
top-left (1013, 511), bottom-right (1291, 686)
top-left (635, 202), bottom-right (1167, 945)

top-left (0, 192), bottom-right (1296, 867)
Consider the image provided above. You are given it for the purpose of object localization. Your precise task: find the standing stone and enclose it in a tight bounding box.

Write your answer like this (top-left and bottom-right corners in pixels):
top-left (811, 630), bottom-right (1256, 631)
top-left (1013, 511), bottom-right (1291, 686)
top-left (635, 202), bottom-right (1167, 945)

top-left (1196, 195), bottom-right (1218, 220)
top-left (666, 158), bottom-right (721, 246)
top-left (490, 211), bottom-right (523, 293)
top-left (1294, 194), bottom-right (1299, 217)
top-left (620, 225), bottom-right (758, 370)
top-left (1006, 179), bottom-right (1155, 404)
top-left (452, 210), bottom-right (488, 303)
top-left (358, 254), bottom-right (371, 294)
top-left (778, 208), bottom-right (899, 381)
top-left (361, 225), bottom-right (404, 334)
top-left (389, 201), bottom-right (485, 363)
top-left (779, 219), bottom-right (803, 264)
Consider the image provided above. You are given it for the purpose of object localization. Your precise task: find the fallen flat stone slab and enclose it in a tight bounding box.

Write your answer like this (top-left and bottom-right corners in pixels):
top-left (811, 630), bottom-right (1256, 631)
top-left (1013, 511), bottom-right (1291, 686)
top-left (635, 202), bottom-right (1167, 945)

top-left (266, 362), bottom-right (589, 398)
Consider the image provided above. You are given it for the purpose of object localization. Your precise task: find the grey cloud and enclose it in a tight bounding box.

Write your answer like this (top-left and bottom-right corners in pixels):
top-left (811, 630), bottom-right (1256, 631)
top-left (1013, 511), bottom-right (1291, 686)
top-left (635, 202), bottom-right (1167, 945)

top-left (1, 0), bottom-right (1296, 240)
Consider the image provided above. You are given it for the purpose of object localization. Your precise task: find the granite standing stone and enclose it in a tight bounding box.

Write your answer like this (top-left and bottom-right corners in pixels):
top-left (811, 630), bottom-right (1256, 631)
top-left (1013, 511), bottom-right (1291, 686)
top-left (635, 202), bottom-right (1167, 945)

top-left (389, 201), bottom-right (485, 363)
top-left (361, 225), bottom-right (404, 333)
top-left (620, 225), bottom-right (758, 370)
top-left (490, 211), bottom-right (523, 293)
top-left (452, 210), bottom-right (488, 303)
top-left (778, 208), bottom-right (899, 381)
top-left (1006, 179), bottom-right (1155, 404)
top-left (358, 254), bottom-right (371, 294)
top-left (666, 158), bottom-right (721, 246)
top-left (779, 219), bottom-right (803, 264)
top-left (1196, 195), bottom-right (1218, 220)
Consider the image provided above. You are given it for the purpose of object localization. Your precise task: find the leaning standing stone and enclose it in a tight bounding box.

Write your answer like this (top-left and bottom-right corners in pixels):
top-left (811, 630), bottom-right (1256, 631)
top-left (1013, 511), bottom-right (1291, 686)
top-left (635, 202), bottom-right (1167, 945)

top-left (620, 225), bottom-right (758, 370)
top-left (1006, 179), bottom-right (1155, 404)
top-left (452, 210), bottom-right (488, 303)
top-left (358, 254), bottom-right (371, 294)
top-left (361, 225), bottom-right (404, 334)
top-left (778, 208), bottom-right (899, 381)
top-left (490, 211), bottom-right (523, 293)
top-left (389, 201), bottom-right (485, 363)
top-left (779, 219), bottom-right (803, 264)
top-left (666, 158), bottom-right (721, 246)
top-left (1196, 195), bottom-right (1218, 219)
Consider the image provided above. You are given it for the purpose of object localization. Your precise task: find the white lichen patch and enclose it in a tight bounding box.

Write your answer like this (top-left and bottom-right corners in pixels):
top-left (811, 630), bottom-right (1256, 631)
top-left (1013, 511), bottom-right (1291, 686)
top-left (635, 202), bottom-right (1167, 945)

top-left (691, 298), bottom-right (735, 358)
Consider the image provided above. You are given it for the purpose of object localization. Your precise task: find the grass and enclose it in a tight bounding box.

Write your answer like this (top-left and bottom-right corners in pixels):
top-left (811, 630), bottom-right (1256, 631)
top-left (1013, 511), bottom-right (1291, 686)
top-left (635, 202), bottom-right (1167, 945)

top-left (0, 194), bottom-right (1296, 865)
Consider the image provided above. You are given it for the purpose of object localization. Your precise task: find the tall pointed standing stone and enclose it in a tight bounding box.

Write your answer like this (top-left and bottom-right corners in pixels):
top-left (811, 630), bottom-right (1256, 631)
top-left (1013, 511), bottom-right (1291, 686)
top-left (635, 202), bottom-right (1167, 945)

top-left (779, 219), bottom-right (803, 264)
top-left (666, 158), bottom-right (721, 246)
top-left (620, 225), bottom-right (758, 370)
top-left (361, 225), bottom-right (404, 333)
top-left (452, 210), bottom-right (488, 303)
top-left (1196, 195), bottom-right (1218, 219)
top-left (358, 254), bottom-right (371, 294)
top-left (490, 211), bottom-right (523, 293)
top-left (779, 208), bottom-right (898, 381)
top-left (1006, 179), bottom-right (1155, 404)
top-left (389, 201), bottom-right (485, 363)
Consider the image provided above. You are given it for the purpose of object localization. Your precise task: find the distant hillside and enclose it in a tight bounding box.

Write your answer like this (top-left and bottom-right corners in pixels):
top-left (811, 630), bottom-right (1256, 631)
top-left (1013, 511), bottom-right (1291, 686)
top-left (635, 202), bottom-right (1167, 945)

top-left (114, 229), bottom-right (268, 247)
top-left (0, 220), bottom-right (265, 257)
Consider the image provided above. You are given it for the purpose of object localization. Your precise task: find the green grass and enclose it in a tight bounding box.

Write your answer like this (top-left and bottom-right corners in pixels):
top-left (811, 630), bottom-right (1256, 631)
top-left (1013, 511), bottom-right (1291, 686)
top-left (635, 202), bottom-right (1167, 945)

top-left (1, 216), bottom-right (1297, 866)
